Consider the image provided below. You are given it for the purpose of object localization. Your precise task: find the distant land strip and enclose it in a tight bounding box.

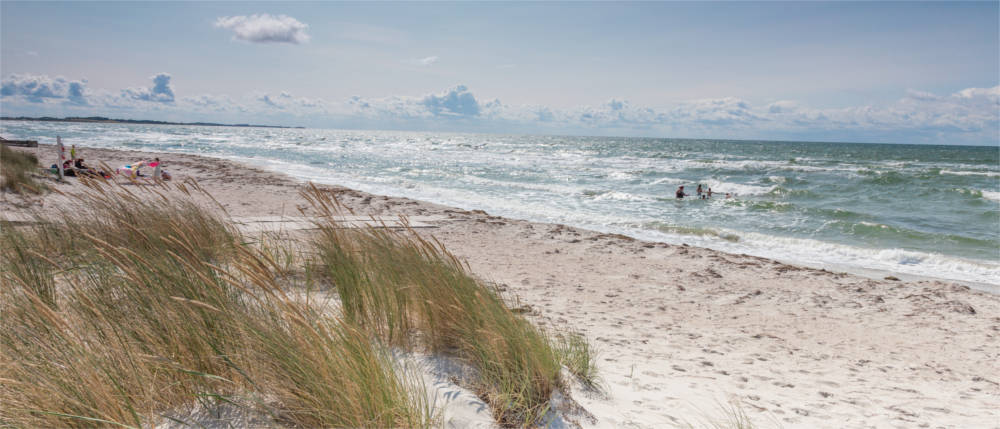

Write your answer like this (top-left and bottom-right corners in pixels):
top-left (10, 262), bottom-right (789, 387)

top-left (1, 116), bottom-right (303, 129)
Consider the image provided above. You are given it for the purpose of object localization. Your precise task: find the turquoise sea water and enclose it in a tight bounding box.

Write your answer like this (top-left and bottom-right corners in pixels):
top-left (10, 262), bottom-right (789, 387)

top-left (3, 121), bottom-right (998, 289)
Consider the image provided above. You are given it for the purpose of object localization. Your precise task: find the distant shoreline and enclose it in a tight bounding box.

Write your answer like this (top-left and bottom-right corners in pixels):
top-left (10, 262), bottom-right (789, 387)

top-left (0, 116), bottom-right (303, 129)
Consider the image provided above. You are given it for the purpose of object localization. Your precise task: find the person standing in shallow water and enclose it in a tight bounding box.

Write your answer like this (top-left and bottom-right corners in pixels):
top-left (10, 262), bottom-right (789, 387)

top-left (696, 184), bottom-right (703, 198)
top-left (676, 186), bottom-right (687, 199)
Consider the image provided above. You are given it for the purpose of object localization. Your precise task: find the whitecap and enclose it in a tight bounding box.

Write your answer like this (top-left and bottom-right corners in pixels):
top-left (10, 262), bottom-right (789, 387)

top-left (981, 190), bottom-right (1000, 202)
top-left (941, 169), bottom-right (1000, 177)
top-left (699, 179), bottom-right (775, 196)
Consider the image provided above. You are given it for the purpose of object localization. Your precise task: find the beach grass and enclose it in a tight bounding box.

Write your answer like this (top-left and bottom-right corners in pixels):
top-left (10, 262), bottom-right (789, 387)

top-left (305, 185), bottom-right (568, 426)
top-left (1, 144), bottom-right (45, 193)
top-left (675, 401), bottom-right (764, 429)
top-left (0, 180), bottom-right (430, 428)
top-left (0, 178), bottom-right (595, 428)
top-left (554, 331), bottom-right (600, 389)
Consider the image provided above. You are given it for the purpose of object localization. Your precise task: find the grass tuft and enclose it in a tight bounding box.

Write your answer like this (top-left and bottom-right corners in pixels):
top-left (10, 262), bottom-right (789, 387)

top-left (305, 184), bottom-right (566, 426)
top-left (0, 144), bottom-right (45, 193)
top-left (676, 400), bottom-right (767, 429)
top-left (554, 332), bottom-right (600, 389)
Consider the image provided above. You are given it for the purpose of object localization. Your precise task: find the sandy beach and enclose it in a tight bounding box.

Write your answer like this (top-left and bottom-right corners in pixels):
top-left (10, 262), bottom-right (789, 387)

top-left (3, 144), bottom-right (999, 428)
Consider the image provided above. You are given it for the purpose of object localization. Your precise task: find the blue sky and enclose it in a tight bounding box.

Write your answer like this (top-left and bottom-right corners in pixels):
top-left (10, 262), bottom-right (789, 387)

top-left (1, 1), bottom-right (998, 145)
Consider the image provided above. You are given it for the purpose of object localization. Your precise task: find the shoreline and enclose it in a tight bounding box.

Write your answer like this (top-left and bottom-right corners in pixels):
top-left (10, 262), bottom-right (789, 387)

top-left (4, 144), bottom-right (999, 427)
top-left (19, 141), bottom-right (996, 293)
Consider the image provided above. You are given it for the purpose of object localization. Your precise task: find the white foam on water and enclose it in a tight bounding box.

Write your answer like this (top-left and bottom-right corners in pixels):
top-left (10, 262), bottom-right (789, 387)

top-left (700, 179), bottom-right (775, 196)
top-left (621, 226), bottom-right (999, 290)
top-left (607, 170), bottom-right (634, 180)
top-left (941, 169), bottom-right (1000, 177)
top-left (591, 191), bottom-right (655, 202)
top-left (682, 158), bottom-right (867, 174)
top-left (981, 190), bottom-right (1000, 202)
top-left (648, 177), bottom-right (685, 186)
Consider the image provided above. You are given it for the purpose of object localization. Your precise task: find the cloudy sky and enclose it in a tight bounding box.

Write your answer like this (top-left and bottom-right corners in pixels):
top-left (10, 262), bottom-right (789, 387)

top-left (1, 1), bottom-right (997, 145)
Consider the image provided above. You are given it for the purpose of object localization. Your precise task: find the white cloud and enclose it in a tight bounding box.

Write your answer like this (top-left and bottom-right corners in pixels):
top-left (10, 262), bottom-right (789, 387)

top-left (214, 14), bottom-right (310, 44)
top-left (954, 86), bottom-right (999, 100)
top-left (403, 56), bottom-right (440, 67)
top-left (181, 94), bottom-right (238, 112)
top-left (773, 85), bottom-right (1000, 136)
top-left (121, 73), bottom-right (175, 103)
top-left (347, 85), bottom-right (485, 120)
top-left (2, 72), bottom-right (997, 144)
top-left (421, 85), bottom-right (479, 116)
top-left (767, 100), bottom-right (798, 114)
top-left (251, 90), bottom-right (327, 114)
top-left (0, 74), bottom-right (88, 105)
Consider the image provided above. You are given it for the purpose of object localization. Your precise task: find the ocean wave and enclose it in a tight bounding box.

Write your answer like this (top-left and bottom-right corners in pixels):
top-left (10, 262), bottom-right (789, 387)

top-left (766, 186), bottom-right (818, 198)
top-left (736, 200), bottom-right (797, 213)
top-left (953, 188), bottom-right (1000, 203)
top-left (818, 220), bottom-right (998, 250)
top-left (732, 200), bottom-right (865, 220)
top-left (687, 231), bottom-right (1000, 287)
top-left (642, 222), bottom-right (741, 242)
top-left (941, 169), bottom-right (1000, 177)
top-left (700, 179), bottom-right (775, 196)
top-left (584, 190), bottom-right (655, 202)
top-left (678, 158), bottom-right (867, 174)
top-left (982, 190), bottom-right (1000, 202)
top-left (859, 171), bottom-right (911, 185)
top-left (648, 176), bottom-right (685, 186)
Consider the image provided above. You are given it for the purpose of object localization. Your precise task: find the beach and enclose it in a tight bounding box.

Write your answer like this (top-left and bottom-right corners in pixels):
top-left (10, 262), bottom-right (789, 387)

top-left (3, 144), bottom-right (999, 428)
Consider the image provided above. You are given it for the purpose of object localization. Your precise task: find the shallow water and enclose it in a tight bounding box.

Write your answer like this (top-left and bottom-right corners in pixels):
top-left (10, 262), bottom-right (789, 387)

top-left (4, 121), bottom-right (998, 288)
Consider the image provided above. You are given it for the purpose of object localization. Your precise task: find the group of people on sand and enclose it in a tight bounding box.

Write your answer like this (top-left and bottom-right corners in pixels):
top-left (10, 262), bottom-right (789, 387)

top-left (51, 145), bottom-right (171, 181)
top-left (55, 157), bottom-right (107, 178)
top-left (675, 184), bottom-right (732, 200)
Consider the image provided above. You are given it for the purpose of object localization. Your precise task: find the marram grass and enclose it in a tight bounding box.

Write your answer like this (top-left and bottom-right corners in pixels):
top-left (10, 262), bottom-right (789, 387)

top-left (0, 178), bottom-right (596, 428)
top-left (305, 184), bottom-right (583, 427)
top-left (0, 144), bottom-right (45, 194)
top-left (0, 179), bottom-right (430, 428)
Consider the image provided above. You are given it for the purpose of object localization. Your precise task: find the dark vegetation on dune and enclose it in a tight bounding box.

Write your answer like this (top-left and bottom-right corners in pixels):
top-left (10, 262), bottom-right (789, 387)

top-left (1, 145), bottom-right (46, 194)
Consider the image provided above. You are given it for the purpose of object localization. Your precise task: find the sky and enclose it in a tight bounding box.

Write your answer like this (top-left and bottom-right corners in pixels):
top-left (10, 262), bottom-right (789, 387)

top-left (1, 1), bottom-right (998, 145)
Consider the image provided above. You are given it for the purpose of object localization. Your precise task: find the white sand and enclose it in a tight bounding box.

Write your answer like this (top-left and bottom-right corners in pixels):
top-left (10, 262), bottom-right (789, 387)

top-left (5, 145), bottom-right (999, 428)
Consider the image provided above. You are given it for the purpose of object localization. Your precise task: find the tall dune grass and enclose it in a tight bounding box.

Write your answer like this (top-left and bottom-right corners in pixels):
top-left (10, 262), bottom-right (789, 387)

top-left (0, 144), bottom-right (44, 194)
top-left (304, 185), bottom-right (566, 426)
top-left (0, 180), bottom-right (429, 428)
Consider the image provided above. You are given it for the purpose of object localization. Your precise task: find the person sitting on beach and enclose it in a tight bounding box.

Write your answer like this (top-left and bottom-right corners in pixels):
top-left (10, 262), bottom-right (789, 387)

top-left (72, 158), bottom-right (103, 177)
top-left (62, 160), bottom-right (78, 176)
top-left (676, 185), bottom-right (687, 199)
top-left (149, 157), bottom-right (173, 180)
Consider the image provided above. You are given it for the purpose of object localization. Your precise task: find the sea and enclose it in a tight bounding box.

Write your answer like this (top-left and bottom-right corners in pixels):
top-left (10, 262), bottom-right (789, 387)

top-left (3, 121), bottom-right (998, 291)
